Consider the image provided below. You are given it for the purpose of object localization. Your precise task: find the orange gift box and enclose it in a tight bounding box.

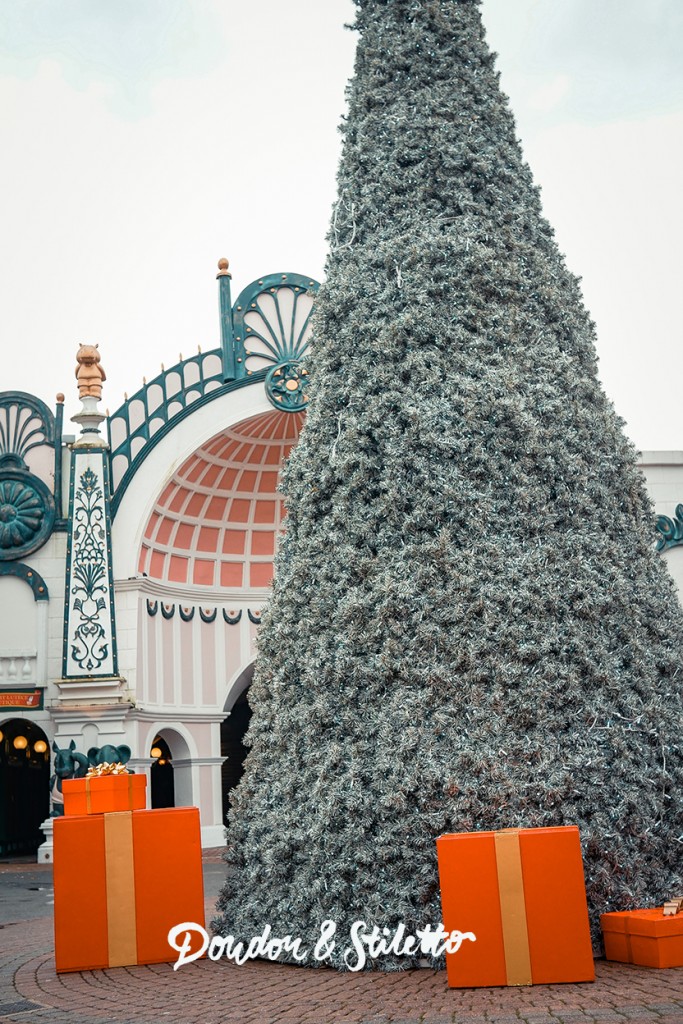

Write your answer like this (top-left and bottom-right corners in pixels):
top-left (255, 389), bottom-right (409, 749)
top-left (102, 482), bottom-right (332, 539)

top-left (54, 807), bottom-right (205, 972)
top-left (436, 826), bottom-right (595, 987)
top-left (62, 773), bottom-right (147, 815)
top-left (601, 909), bottom-right (683, 968)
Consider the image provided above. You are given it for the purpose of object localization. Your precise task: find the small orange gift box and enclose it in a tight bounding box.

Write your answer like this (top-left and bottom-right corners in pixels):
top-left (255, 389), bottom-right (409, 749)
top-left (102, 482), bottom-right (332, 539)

top-left (62, 773), bottom-right (147, 815)
top-left (54, 807), bottom-right (205, 972)
top-left (601, 909), bottom-right (683, 968)
top-left (436, 826), bottom-right (595, 987)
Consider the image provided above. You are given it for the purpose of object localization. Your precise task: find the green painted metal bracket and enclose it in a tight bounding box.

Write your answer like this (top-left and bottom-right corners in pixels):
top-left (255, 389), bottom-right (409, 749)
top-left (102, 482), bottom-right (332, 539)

top-left (0, 560), bottom-right (49, 600)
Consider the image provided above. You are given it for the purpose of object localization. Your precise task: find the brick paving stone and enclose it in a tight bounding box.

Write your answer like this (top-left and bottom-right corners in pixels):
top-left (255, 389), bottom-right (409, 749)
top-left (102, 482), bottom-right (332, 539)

top-left (196, 846), bottom-right (226, 863)
top-left (580, 1013), bottom-right (625, 1020)
top-left (385, 1020), bottom-right (432, 1024)
top-left (511, 1018), bottom-right (558, 1024)
top-left (0, 1001), bottom-right (42, 1015)
top-left (1, 856), bottom-right (682, 1024)
top-left (519, 1015), bottom-right (561, 1021)
top-left (485, 1017), bottom-right (524, 1023)
top-left (618, 1010), bottom-right (665, 1019)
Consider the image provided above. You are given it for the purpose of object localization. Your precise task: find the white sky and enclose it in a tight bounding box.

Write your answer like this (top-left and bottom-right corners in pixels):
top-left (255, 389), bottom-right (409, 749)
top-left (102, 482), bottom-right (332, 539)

top-left (1, 0), bottom-right (681, 450)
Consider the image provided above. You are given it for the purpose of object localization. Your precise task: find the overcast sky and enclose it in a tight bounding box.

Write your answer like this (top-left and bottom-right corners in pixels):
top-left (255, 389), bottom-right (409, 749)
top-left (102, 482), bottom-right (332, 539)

top-left (1, 0), bottom-right (682, 451)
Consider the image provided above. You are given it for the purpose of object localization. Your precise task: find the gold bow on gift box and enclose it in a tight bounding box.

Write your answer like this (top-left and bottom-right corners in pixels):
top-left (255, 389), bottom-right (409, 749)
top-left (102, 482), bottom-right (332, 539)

top-left (85, 762), bottom-right (129, 778)
top-left (662, 897), bottom-right (683, 917)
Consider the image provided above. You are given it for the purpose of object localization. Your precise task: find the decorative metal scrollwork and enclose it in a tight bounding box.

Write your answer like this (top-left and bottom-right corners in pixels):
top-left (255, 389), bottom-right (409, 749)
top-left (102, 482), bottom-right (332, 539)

top-left (265, 360), bottom-right (309, 411)
top-left (0, 393), bottom-right (58, 559)
top-left (0, 470), bottom-right (55, 561)
top-left (0, 392), bottom-right (55, 465)
top-left (235, 274), bottom-right (318, 414)
top-left (69, 468), bottom-right (110, 672)
top-left (656, 505), bottom-right (683, 551)
top-left (108, 271), bottom-right (320, 513)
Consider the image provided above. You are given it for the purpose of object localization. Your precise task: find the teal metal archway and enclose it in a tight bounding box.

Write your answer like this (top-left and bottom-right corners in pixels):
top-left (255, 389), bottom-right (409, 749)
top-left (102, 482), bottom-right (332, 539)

top-left (107, 268), bottom-right (319, 516)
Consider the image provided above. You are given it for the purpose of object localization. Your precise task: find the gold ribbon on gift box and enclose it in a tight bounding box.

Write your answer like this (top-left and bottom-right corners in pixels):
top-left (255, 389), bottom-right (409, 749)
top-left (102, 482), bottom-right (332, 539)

top-left (494, 830), bottom-right (533, 987)
top-left (84, 772), bottom-right (135, 814)
top-left (103, 811), bottom-right (138, 967)
top-left (86, 761), bottom-right (129, 778)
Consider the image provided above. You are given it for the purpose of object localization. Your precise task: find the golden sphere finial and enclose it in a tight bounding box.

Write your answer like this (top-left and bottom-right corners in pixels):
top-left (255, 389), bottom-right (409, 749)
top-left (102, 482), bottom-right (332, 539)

top-left (56, 392), bottom-right (65, 404)
top-left (216, 257), bottom-right (232, 280)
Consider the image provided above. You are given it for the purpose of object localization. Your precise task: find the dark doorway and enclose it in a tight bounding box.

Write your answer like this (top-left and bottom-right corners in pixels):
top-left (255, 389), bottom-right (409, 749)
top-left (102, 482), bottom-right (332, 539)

top-left (150, 735), bottom-right (175, 809)
top-left (0, 718), bottom-right (50, 857)
top-left (221, 689), bottom-right (252, 823)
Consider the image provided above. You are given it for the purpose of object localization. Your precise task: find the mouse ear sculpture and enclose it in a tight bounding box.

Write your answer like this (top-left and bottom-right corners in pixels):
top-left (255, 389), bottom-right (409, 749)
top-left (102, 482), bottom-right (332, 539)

top-left (215, 0), bottom-right (682, 967)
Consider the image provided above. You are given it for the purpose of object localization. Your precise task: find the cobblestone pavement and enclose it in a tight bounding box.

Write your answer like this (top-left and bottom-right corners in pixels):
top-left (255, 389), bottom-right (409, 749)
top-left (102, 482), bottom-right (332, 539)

top-left (1, 850), bottom-right (682, 1024)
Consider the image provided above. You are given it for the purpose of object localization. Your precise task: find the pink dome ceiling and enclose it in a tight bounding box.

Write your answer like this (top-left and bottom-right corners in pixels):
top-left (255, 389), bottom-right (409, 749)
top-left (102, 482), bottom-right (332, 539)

top-left (138, 410), bottom-right (304, 589)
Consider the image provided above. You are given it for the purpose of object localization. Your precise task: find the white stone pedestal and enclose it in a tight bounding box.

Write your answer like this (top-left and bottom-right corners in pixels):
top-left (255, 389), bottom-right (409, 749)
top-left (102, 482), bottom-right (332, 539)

top-left (71, 396), bottom-right (107, 446)
top-left (37, 816), bottom-right (54, 864)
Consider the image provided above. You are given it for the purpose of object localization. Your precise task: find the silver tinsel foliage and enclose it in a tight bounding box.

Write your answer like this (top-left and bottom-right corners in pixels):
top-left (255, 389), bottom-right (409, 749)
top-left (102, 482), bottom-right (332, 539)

top-left (214, 0), bottom-right (682, 969)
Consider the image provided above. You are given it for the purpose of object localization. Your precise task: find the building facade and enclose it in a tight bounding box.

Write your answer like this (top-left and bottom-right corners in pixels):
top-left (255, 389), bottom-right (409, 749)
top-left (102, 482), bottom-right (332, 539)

top-left (1, 260), bottom-right (682, 857)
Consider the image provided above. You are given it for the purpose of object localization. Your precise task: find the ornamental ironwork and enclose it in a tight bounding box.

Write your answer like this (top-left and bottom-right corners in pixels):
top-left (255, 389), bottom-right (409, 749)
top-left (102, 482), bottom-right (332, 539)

top-left (0, 470), bottom-right (55, 560)
top-left (0, 561), bottom-right (49, 600)
top-left (0, 391), bottom-right (62, 556)
top-left (0, 391), bottom-right (56, 465)
top-left (66, 465), bottom-right (113, 673)
top-left (106, 269), bottom-right (319, 515)
top-left (265, 360), bottom-right (309, 411)
top-left (656, 505), bottom-right (683, 552)
top-left (235, 275), bottom-right (317, 404)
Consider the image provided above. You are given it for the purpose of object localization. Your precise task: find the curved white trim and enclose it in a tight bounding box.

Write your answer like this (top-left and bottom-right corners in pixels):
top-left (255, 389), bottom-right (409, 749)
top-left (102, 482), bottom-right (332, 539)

top-left (140, 720), bottom-right (198, 760)
top-left (115, 577), bottom-right (270, 605)
top-left (223, 660), bottom-right (255, 714)
top-left (112, 386), bottom-right (273, 578)
top-left (0, 713), bottom-right (51, 731)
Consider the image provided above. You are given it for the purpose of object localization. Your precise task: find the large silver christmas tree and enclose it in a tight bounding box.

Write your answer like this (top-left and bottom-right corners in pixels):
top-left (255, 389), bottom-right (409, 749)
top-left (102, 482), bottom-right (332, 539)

top-left (215, 0), bottom-right (683, 967)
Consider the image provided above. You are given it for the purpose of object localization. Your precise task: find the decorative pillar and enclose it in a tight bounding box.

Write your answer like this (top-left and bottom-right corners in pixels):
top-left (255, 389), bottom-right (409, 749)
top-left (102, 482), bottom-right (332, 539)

top-left (217, 257), bottom-right (236, 381)
top-left (59, 347), bottom-right (125, 705)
